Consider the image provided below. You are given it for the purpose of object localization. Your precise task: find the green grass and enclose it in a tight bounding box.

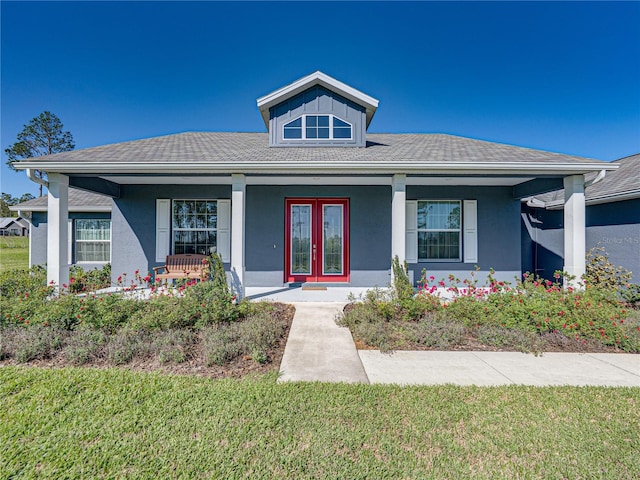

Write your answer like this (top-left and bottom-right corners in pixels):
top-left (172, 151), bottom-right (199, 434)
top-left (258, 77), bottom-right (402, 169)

top-left (1, 367), bottom-right (639, 479)
top-left (0, 236), bottom-right (29, 272)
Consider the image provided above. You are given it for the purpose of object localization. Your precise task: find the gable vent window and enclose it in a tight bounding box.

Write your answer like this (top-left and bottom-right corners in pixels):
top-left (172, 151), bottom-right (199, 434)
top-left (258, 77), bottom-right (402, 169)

top-left (283, 115), bottom-right (352, 140)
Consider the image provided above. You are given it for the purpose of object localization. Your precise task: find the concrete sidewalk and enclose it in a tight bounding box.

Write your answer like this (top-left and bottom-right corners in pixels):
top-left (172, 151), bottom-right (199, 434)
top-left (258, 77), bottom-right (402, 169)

top-left (359, 350), bottom-right (640, 387)
top-left (278, 301), bottom-right (640, 387)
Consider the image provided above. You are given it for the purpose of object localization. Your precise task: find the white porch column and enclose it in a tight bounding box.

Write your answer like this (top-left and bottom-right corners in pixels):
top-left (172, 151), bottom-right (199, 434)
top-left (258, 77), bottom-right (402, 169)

top-left (231, 173), bottom-right (246, 297)
top-left (391, 174), bottom-right (407, 265)
top-left (47, 173), bottom-right (70, 289)
top-left (563, 175), bottom-right (586, 287)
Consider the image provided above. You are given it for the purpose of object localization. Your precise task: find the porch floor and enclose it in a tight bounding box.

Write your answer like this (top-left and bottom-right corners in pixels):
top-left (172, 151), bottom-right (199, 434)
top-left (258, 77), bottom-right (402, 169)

top-left (244, 286), bottom-right (374, 302)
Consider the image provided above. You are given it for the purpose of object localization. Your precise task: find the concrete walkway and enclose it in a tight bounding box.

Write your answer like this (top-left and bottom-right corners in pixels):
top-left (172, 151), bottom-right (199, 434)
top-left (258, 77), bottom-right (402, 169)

top-left (278, 301), bottom-right (640, 387)
top-left (278, 302), bottom-right (368, 383)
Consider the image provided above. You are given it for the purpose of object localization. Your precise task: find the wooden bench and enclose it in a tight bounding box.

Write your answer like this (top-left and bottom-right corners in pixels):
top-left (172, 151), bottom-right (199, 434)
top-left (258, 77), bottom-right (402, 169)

top-left (153, 254), bottom-right (209, 283)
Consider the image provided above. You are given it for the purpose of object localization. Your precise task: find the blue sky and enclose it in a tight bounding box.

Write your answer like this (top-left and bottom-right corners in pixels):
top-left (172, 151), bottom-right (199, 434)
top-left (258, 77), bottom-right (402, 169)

top-left (2, 1), bottom-right (639, 198)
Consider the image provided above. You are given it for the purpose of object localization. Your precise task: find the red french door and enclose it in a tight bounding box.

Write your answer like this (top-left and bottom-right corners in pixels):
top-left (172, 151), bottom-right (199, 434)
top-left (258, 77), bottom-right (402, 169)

top-left (285, 198), bottom-right (350, 283)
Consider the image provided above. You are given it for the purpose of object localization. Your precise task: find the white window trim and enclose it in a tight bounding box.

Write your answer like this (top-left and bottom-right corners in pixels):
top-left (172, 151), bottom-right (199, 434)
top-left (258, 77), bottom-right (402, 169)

top-left (416, 200), bottom-right (462, 263)
top-left (73, 219), bottom-right (111, 264)
top-left (171, 199), bottom-right (219, 256)
top-left (282, 114), bottom-right (353, 141)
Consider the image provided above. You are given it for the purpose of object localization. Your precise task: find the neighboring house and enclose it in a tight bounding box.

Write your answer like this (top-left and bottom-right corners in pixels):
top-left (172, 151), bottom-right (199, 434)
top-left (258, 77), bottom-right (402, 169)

top-left (11, 71), bottom-right (617, 293)
top-left (0, 217), bottom-right (29, 236)
top-left (10, 189), bottom-right (112, 271)
top-left (522, 153), bottom-right (640, 282)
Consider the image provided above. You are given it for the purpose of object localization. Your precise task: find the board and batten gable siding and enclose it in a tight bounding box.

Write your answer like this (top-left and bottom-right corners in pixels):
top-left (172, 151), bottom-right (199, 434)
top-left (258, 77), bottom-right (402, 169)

top-left (269, 86), bottom-right (367, 147)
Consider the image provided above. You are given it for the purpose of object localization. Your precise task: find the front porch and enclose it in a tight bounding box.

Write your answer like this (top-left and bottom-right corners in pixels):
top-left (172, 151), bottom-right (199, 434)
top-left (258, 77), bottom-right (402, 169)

top-left (42, 171), bottom-right (590, 294)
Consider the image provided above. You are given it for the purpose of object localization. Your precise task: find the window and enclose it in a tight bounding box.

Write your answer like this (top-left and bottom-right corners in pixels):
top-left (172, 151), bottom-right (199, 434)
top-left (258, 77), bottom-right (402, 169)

top-left (172, 200), bottom-right (218, 255)
top-left (75, 219), bottom-right (111, 263)
top-left (417, 201), bottom-right (461, 261)
top-left (283, 115), bottom-right (352, 140)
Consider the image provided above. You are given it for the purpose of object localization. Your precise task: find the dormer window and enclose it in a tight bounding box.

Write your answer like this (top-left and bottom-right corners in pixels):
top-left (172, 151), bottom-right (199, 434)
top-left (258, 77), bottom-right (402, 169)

top-left (283, 115), bottom-right (353, 140)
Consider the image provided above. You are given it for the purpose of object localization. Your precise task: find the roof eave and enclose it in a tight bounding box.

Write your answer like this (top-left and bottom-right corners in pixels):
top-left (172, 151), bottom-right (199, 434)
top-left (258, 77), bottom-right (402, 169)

top-left (12, 161), bottom-right (618, 177)
top-left (9, 204), bottom-right (112, 213)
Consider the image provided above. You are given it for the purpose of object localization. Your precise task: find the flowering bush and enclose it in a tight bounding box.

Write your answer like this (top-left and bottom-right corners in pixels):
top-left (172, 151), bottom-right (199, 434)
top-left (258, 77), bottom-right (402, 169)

top-left (340, 265), bottom-right (640, 353)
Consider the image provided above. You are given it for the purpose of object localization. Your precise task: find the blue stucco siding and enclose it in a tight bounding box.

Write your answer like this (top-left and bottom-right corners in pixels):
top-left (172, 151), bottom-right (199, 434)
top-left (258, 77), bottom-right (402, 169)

top-left (29, 211), bottom-right (111, 270)
top-left (269, 86), bottom-right (366, 147)
top-left (244, 185), bottom-right (391, 287)
top-left (407, 186), bottom-right (522, 284)
top-left (587, 199), bottom-right (640, 282)
top-left (111, 184), bottom-right (231, 283)
top-left (521, 198), bottom-right (640, 282)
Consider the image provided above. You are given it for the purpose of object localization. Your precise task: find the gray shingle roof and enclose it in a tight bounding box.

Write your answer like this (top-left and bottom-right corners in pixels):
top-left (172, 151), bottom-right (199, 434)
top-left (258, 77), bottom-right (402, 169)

top-left (535, 153), bottom-right (640, 205)
top-left (13, 131), bottom-right (606, 166)
top-left (0, 217), bottom-right (29, 229)
top-left (10, 188), bottom-right (112, 212)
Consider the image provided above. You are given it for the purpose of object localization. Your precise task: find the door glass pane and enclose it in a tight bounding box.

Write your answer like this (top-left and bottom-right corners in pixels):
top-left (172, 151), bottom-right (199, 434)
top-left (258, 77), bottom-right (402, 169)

top-left (323, 205), bottom-right (343, 274)
top-left (291, 205), bottom-right (311, 274)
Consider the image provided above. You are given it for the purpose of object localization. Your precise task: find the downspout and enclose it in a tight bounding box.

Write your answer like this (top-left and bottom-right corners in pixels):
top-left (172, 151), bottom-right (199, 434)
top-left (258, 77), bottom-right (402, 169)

top-left (26, 168), bottom-right (49, 189)
top-left (585, 169), bottom-right (606, 188)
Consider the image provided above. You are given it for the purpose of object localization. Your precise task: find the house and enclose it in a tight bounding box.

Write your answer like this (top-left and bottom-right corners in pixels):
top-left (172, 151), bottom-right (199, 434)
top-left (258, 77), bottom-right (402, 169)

top-left (0, 217), bottom-right (29, 236)
top-left (522, 153), bottom-right (640, 282)
top-left (11, 71), bottom-right (617, 294)
top-left (10, 189), bottom-right (112, 270)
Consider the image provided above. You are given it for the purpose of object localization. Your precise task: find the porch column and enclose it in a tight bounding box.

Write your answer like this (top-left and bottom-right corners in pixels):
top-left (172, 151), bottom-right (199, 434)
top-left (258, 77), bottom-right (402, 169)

top-left (231, 173), bottom-right (246, 297)
top-left (563, 175), bottom-right (586, 288)
top-left (47, 173), bottom-right (70, 289)
top-left (391, 173), bottom-right (407, 265)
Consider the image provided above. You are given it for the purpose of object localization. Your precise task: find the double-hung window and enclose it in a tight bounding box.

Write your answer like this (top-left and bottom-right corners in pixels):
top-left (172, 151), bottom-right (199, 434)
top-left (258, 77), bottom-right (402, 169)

top-left (283, 115), bottom-right (352, 140)
top-left (75, 219), bottom-right (111, 263)
top-left (172, 200), bottom-right (218, 255)
top-left (406, 199), bottom-right (477, 264)
top-left (417, 201), bottom-right (461, 261)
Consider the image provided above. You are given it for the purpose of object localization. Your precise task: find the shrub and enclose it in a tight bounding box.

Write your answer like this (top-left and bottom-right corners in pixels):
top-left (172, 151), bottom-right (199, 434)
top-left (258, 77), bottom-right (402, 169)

top-left (68, 264), bottom-right (112, 293)
top-left (236, 311), bottom-right (288, 364)
top-left (475, 324), bottom-right (545, 354)
top-left (201, 323), bottom-right (243, 366)
top-left (583, 245), bottom-right (631, 292)
top-left (405, 314), bottom-right (467, 349)
top-left (391, 255), bottom-right (413, 302)
top-left (106, 328), bottom-right (151, 365)
top-left (8, 325), bottom-right (65, 363)
top-left (63, 328), bottom-right (108, 365)
top-left (621, 284), bottom-right (640, 308)
top-left (151, 329), bottom-right (196, 364)
top-left (353, 321), bottom-right (390, 351)
top-left (0, 265), bottom-right (49, 299)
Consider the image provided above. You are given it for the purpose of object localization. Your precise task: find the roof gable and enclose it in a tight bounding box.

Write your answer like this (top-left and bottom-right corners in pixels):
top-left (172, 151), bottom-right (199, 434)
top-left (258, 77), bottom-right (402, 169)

top-left (256, 71), bottom-right (379, 129)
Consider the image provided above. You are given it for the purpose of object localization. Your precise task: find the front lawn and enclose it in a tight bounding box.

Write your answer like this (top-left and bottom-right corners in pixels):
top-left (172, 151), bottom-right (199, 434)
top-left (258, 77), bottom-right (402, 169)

top-left (1, 367), bottom-right (638, 479)
top-left (0, 236), bottom-right (28, 272)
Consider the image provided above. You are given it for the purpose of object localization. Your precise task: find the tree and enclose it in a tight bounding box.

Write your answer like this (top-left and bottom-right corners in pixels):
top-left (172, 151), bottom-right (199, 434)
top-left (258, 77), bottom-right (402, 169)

top-left (0, 192), bottom-right (36, 217)
top-left (5, 111), bottom-right (75, 197)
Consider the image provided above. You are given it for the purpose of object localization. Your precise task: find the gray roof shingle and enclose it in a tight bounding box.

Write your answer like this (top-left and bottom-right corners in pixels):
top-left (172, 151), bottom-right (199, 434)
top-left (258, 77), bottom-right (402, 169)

top-left (10, 188), bottom-right (112, 212)
top-left (13, 132), bottom-right (606, 166)
top-left (535, 153), bottom-right (640, 205)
